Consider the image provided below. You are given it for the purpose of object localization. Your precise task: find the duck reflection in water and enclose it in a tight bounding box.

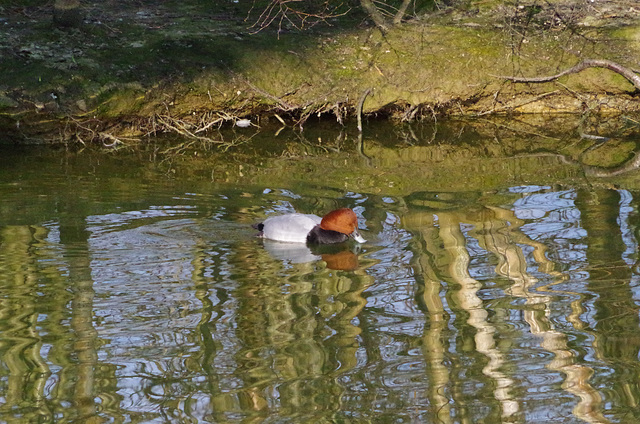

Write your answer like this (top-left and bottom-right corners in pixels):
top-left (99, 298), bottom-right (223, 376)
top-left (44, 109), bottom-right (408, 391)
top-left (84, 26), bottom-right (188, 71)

top-left (261, 239), bottom-right (361, 271)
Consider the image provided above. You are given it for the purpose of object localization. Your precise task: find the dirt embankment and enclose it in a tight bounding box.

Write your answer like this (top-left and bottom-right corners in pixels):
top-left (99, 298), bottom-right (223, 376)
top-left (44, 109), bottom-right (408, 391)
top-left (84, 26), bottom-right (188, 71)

top-left (1, 1), bottom-right (640, 144)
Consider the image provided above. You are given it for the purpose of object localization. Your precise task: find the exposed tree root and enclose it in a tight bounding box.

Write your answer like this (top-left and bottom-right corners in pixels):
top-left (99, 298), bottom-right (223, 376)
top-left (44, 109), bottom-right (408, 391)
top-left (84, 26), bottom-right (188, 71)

top-left (67, 117), bottom-right (139, 148)
top-left (356, 88), bottom-right (372, 132)
top-left (497, 59), bottom-right (640, 91)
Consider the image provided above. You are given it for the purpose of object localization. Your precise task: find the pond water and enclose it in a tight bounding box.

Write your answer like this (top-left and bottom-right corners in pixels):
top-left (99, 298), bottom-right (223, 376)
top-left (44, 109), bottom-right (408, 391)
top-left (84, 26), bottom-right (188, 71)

top-left (2, 118), bottom-right (640, 423)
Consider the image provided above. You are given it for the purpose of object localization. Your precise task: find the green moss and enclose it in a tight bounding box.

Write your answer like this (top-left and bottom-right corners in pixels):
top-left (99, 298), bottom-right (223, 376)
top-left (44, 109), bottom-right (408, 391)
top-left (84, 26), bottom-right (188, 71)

top-left (581, 141), bottom-right (637, 168)
top-left (92, 85), bottom-right (147, 118)
top-left (608, 25), bottom-right (640, 42)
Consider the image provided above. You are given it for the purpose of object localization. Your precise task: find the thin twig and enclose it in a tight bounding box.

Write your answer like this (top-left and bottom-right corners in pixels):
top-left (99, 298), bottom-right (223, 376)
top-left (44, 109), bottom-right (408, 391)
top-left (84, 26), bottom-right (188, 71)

top-left (242, 78), bottom-right (296, 110)
top-left (476, 90), bottom-right (559, 116)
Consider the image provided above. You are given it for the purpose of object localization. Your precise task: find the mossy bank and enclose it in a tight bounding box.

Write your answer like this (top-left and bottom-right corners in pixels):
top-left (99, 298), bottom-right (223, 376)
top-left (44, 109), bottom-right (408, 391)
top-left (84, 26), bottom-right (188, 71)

top-left (1, 1), bottom-right (640, 144)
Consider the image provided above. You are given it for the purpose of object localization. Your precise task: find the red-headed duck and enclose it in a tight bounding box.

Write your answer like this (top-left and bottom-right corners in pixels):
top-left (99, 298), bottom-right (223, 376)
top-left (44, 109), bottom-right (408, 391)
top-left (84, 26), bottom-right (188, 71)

top-left (253, 208), bottom-right (366, 244)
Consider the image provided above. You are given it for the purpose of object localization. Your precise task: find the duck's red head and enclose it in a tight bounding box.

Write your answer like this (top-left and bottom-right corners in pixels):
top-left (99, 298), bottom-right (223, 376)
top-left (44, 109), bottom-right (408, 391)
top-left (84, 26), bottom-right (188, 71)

top-left (320, 208), bottom-right (358, 235)
top-left (320, 208), bottom-right (366, 243)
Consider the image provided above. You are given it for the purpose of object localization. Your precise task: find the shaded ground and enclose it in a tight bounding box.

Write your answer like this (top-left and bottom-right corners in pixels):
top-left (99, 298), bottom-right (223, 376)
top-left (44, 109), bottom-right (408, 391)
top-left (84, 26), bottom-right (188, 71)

top-left (1, 0), bottom-right (640, 144)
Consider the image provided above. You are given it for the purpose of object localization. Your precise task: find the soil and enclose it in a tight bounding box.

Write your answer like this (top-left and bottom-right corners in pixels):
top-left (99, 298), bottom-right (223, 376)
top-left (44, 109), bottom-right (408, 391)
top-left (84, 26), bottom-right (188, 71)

top-left (1, 0), bottom-right (640, 144)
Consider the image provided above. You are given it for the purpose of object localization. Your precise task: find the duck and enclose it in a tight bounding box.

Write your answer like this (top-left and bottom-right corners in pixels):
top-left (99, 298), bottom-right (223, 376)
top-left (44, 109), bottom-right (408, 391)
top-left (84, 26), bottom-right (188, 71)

top-left (253, 208), bottom-right (366, 244)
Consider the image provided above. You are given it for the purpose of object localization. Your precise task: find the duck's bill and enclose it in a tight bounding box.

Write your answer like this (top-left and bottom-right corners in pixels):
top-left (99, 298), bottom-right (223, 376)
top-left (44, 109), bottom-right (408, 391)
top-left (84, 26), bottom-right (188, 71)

top-left (351, 230), bottom-right (366, 244)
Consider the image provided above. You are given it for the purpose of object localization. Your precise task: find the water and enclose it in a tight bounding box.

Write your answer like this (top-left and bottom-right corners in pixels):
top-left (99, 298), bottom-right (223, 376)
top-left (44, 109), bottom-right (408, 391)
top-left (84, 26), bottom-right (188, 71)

top-left (1, 119), bottom-right (640, 423)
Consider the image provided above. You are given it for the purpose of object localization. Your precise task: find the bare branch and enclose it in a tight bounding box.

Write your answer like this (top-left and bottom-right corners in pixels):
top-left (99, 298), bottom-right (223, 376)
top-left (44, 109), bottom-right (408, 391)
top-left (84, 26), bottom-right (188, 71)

top-left (250, 0), bottom-right (349, 35)
top-left (393, 0), bottom-right (412, 25)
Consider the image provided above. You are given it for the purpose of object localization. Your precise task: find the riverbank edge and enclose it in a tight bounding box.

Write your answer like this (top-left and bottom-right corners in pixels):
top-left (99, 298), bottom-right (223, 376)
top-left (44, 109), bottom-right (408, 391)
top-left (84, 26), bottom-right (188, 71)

top-left (1, 8), bottom-right (640, 145)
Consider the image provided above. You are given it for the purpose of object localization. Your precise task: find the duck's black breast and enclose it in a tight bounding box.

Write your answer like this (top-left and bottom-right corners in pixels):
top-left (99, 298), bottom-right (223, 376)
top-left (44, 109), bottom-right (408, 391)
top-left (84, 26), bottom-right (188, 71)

top-left (251, 222), bottom-right (265, 237)
top-left (306, 225), bottom-right (349, 244)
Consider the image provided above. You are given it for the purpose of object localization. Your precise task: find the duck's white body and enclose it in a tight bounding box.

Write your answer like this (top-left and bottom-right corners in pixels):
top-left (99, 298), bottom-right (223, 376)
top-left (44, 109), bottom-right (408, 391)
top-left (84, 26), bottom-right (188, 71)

top-left (254, 208), bottom-right (366, 244)
top-left (261, 213), bottom-right (322, 243)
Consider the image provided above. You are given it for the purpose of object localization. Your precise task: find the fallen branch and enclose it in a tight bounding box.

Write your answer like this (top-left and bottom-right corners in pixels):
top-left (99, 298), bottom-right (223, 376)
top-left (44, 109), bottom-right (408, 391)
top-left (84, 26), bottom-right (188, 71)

top-left (497, 59), bottom-right (640, 91)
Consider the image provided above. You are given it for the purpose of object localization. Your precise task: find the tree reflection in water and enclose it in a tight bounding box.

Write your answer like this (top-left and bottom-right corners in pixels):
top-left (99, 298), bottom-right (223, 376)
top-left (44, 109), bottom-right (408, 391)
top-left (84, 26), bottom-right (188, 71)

top-left (1, 142), bottom-right (640, 422)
